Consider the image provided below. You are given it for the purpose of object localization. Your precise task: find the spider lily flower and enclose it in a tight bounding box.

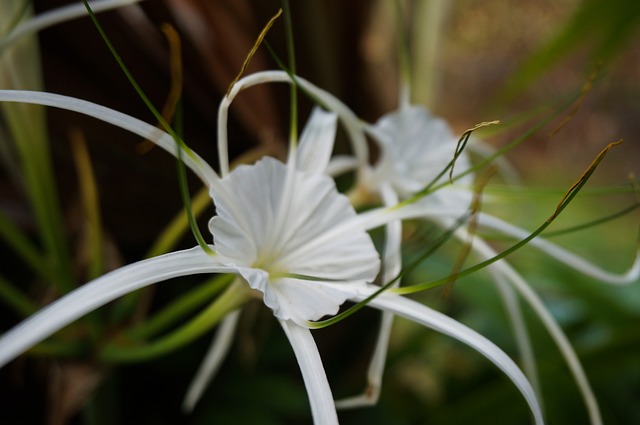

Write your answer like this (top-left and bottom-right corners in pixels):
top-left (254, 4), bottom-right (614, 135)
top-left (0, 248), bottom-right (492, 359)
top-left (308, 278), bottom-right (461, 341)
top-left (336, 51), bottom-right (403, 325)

top-left (0, 89), bottom-right (544, 424)
top-left (339, 100), bottom-right (640, 424)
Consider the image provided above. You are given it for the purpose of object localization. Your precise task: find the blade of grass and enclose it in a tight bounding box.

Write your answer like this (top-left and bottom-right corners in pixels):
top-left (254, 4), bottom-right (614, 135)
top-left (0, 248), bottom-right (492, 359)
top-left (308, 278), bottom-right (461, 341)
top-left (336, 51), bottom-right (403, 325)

top-left (100, 278), bottom-right (250, 363)
top-left (1, 4), bottom-right (73, 291)
top-left (70, 128), bottom-right (104, 281)
top-left (127, 274), bottom-right (234, 341)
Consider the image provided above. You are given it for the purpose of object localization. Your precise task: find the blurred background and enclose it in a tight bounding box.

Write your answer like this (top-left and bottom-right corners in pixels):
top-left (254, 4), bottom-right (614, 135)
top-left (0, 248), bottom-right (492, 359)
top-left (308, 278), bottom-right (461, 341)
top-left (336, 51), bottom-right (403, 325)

top-left (1, 0), bottom-right (639, 424)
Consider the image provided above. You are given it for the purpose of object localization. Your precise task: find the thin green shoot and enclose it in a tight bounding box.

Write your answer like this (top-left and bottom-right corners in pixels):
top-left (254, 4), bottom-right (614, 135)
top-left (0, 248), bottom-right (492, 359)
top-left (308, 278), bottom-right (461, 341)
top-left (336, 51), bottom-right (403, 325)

top-left (127, 274), bottom-right (234, 341)
top-left (81, 1), bottom-right (213, 255)
top-left (101, 278), bottom-right (251, 363)
top-left (70, 128), bottom-right (104, 281)
top-left (394, 0), bottom-right (411, 104)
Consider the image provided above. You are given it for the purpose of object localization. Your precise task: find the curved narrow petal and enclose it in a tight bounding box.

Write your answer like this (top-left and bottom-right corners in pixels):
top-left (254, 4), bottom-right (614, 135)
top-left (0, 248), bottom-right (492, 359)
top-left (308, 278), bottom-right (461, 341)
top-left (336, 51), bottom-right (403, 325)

top-left (218, 71), bottom-right (369, 177)
top-left (489, 266), bottom-right (542, 407)
top-left (279, 319), bottom-right (339, 425)
top-left (336, 183), bottom-right (401, 409)
top-left (478, 212), bottom-right (640, 285)
top-left (0, 90), bottom-right (219, 186)
top-left (0, 247), bottom-right (237, 368)
top-left (0, 0), bottom-right (144, 53)
top-left (182, 309), bottom-right (241, 412)
top-left (297, 107), bottom-right (338, 175)
top-left (466, 234), bottom-right (602, 425)
top-left (325, 155), bottom-right (358, 177)
top-left (357, 201), bottom-right (467, 231)
top-left (352, 287), bottom-right (545, 425)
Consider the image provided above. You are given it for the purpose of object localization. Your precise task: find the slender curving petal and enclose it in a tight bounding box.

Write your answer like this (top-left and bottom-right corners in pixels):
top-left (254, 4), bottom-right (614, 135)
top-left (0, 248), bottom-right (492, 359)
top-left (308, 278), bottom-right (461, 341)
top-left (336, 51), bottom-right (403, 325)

top-left (478, 212), bottom-right (640, 285)
top-left (0, 1), bottom-right (144, 54)
top-left (183, 309), bottom-right (241, 412)
top-left (217, 71), bottom-right (369, 177)
top-left (351, 286), bottom-right (545, 425)
top-left (0, 90), bottom-right (219, 185)
top-left (297, 107), bottom-right (338, 175)
top-left (280, 319), bottom-right (339, 425)
top-left (335, 183), bottom-right (401, 409)
top-left (0, 247), bottom-right (240, 368)
top-left (464, 232), bottom-right (602, 425)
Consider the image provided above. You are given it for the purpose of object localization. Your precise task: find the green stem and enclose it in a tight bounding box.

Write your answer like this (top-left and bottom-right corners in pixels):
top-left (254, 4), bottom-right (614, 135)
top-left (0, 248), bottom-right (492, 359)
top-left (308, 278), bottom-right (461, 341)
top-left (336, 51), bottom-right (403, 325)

top-left (146, 187), bottom-right (211, 258)
top-left (100, 279), bottom-right (251, 363)
top-left (128, 274), bottom-right (234, 340)
top-left (81, 0), bottom-right (213, 255)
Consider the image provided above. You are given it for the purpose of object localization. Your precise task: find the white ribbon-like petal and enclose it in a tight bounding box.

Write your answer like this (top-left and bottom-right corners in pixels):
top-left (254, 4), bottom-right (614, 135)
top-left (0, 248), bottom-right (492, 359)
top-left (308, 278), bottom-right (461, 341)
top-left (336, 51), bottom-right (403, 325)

top-left (183, 309), bottom-right (241, 412)
top-left (0, 247), bottom-right (232, 368)
top-left (478, 212), bottom-right (640, 285)
top-left (464, 233), bottom-right (602, 425)
top-left (297, 107), bottom-right (338, 175)
top-left (336, 182), bottom-right (401, 409)
top-left (0, 0), bottom-right (144, 53)
top-left (280, 319), bottom-right (339, 425)
top-left (351, 286), bottom-right (545, 425)
top-left (0, 90), bottom-right (219, 186)
top-left (218, 71), bottom-right (369, 177)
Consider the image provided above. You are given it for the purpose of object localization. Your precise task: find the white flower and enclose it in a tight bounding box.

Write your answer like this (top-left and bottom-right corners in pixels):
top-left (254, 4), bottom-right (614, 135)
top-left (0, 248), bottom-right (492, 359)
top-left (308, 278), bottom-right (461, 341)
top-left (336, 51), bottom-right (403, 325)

top-left (208, 155), bottom-right (379, 324)
top-left (367, 104), bottom-right (473, 205)
top-left (340, 100), bottom-right (640, 425)
top-left (0, 88), bottom-right (544, 424)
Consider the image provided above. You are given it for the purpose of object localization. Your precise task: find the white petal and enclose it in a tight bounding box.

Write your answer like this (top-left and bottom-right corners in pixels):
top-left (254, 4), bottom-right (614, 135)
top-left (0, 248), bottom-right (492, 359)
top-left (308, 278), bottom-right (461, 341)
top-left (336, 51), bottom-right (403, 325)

top-left (0, 247), bottom-right (234, 368)
top-left (489, 264), bottom-right (542, 405)
top-left (279, 320), bottom-right (338, 425)
top-left (217, 71), bottom-right (370, 176)
top-left (467, 234), bottom-right (602, 425)
top-left (0, 90), bottom-right (218, 186)
top-left (0, 0), bottom-right (143, 53)
top-left (325, 155), bottom-right (358, 177)
top-left (367, 105), bottom-right (473, 196)
top-left (354, 287), bottom-right (545, 425)
top-left (297, 107), bottom-right (338, 175)
top-left (335, 183), bottom-right (401, 409)
top-left (183, 310), bottom-right (241, 412)
top-left (266, 278), bottom-right (361, 324)
top-left (357, 201), bottom-right (467, 231)
top-left (478, 212), bottom-right (640, 285)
